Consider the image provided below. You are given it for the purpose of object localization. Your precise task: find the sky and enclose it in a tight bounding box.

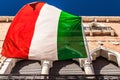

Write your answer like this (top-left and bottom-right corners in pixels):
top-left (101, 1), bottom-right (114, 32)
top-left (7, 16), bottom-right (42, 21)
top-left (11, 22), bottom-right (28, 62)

top-left (0, 0), bottom-right (120, 16)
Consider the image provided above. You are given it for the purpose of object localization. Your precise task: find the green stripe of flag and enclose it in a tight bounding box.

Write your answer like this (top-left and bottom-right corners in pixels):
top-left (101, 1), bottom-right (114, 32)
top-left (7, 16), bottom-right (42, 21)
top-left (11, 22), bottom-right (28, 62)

top-left (57, 11), bottom-right (87, 60)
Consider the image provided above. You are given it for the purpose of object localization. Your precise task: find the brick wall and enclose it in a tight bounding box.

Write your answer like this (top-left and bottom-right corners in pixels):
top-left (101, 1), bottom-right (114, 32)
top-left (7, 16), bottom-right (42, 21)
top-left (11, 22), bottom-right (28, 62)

top-left (0, 23), bottom-right (10, 52)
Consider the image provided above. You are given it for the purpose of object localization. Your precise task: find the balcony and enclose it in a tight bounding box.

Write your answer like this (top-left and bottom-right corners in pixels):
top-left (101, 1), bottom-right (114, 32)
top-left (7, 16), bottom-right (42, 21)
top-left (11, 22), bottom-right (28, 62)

top-left (84, 26), bottom-right (115, 36)
top-left (0, 74), bottom-right (120, 80)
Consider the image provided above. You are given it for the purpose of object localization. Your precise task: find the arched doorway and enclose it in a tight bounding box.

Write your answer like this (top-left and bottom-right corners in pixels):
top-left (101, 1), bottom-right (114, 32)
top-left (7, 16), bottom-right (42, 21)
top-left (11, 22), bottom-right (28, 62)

top-left (11, 60), bottom-right (41, 74)
top-left (93, 56), bottom-right (120, 74)
top-left (90, 47), bottom-right (120, 74)
top-left (49, 60), bottom-right (85, 75)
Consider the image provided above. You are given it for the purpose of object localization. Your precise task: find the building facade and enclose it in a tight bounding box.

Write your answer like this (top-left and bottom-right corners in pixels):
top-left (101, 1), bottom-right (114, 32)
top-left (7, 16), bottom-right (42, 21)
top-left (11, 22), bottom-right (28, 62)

top-left (0, 16), bottom-right (120, 79)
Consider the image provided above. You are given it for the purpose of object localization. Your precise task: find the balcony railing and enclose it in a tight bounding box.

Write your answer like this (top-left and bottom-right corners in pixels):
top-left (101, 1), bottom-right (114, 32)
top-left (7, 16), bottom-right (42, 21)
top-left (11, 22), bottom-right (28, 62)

top-left (0, 74), bottom-right (120, 80)
top-left (84, 26), bottom-right (112, 30)
top-left (84, 26), bottom-right (115, 36)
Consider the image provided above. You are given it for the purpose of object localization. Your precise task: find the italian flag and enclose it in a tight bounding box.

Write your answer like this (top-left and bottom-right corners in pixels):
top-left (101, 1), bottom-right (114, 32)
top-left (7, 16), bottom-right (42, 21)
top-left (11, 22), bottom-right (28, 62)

top-left (1, 2), bottom-right (87, 60)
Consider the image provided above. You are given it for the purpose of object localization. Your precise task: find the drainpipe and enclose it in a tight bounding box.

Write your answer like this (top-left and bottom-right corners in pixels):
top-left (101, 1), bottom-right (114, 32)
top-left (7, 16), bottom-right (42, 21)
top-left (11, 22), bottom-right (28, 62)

top-left (82, 21), bottom-right (95, 75)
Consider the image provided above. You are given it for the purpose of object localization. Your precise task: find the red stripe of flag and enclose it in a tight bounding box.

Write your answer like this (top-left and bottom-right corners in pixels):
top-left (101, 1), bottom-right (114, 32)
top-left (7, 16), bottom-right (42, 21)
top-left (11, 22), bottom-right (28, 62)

top-left (1, 2), bottom-right (45, 59)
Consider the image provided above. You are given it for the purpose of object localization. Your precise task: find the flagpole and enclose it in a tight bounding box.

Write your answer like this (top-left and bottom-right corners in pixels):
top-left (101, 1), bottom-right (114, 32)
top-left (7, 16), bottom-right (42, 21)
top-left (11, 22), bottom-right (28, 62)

top-left (81, 17), bottom-right (94, 75)
top-left (81, 18), bottom-right (91, 63)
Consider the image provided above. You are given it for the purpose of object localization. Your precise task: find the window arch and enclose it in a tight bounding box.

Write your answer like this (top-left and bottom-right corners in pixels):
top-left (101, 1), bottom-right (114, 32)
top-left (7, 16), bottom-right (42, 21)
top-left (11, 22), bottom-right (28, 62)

top-left (90, 47), bottom-right (120, 67)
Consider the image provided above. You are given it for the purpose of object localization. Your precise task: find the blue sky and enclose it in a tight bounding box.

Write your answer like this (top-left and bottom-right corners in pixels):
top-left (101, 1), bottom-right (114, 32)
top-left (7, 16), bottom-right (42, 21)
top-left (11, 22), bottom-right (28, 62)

top-left (0, 0), bottom-right (120, 16)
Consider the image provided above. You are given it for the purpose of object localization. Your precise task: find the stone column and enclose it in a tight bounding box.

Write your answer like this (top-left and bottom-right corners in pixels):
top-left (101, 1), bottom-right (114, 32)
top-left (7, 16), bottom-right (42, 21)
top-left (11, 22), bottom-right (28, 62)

top-left (0, 58), bottom-right (17, 74)
top-left (84, 60), bottom-right (95, 79)
top-left (41, 60), bottom-right (52, 79)
top-left (74, 58), bottom-right (85, 68)
top-left (111, 30), bottom-right (114, 36)
top-left (84, 60), bottom-right (94, 75)
top-left (117, 57), bottom-right (120, 67)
